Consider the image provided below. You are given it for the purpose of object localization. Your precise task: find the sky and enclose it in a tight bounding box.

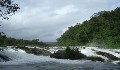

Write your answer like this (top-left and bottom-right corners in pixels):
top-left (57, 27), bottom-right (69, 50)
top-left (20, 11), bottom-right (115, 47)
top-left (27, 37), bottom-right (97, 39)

top-left (0, 0), bottom-right (120, 42)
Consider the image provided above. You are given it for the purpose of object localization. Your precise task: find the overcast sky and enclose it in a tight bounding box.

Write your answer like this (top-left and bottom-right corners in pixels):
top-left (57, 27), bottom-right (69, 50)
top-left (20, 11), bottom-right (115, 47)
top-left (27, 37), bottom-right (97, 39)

top-left (0, 0), bottom-right (120, 42)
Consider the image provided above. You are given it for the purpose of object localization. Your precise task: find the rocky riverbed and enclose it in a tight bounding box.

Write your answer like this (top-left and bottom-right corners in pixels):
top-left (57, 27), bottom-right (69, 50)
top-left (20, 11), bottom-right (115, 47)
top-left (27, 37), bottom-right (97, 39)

top-left (0, 46), bottom-right (120, 70)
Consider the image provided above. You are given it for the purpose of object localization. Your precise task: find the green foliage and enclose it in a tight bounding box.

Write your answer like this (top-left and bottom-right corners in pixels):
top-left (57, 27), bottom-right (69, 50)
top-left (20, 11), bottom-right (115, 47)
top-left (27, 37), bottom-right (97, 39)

top-left (0, 32), bottom-right (7, 47)
top-left (0, 0), bottom-right (20, 47)
top-left (57, 7), bottom-right (120, 48)
top-left (105, 36), bottom-right (120, 49)
top-left (64, 46), bottom-right (86, 59)
top-left (50, 46), bottom-right (86, 60)
top-left (0, 0), bottom-right (20, 20)
top-left (0, 34), bottom-right (47, 47)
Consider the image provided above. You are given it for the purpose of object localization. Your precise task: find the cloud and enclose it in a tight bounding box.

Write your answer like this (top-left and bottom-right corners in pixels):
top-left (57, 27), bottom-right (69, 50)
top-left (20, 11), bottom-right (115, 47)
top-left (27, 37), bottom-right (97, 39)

top-left (54, 5), bottom-right (78, 16)
top-left (1, 0), bottom-right (120, 42)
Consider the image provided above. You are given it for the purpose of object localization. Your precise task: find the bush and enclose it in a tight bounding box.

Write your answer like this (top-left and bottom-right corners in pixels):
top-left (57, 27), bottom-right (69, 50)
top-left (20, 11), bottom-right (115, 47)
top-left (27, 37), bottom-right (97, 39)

top-left (64, 46), bottom-right (86, 59)
top-left (50, 46), bottom-right (86, 60)
top-left (87, 56), bottom-right (104, 62)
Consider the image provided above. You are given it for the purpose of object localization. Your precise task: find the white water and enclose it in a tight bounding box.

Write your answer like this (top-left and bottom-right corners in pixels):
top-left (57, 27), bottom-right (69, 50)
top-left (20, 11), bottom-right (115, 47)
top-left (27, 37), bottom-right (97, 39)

top-left (0, 46), bottom-right (120, 65)
top-left (0, 47), bottom-right (120, 70)
top-left (0, 47), bottom-right (90, 65)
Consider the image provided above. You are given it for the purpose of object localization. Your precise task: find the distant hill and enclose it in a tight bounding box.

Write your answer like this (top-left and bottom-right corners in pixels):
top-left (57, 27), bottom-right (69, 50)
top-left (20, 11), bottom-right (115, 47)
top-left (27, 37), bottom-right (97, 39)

top-left (57, 7), bottom-right (120, 48)
top-left (45, 42), bottom-right (57, 46)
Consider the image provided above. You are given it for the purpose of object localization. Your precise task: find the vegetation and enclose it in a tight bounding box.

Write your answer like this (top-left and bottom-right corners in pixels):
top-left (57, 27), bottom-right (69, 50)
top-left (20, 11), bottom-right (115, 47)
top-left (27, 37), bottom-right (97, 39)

top-left (0, 35), bottom-right (48, 47)
top-left (0, 0), bottom-right (20, 20)
top-left (45, 42), bottom-right (57, 46)
top-left (50, 46), bottom-right (86, 60)
top-left (50, 46), bottom-right (105, 62)
top-left (0, 1), bottom-right (47, 47)
top-left (64, 46), bottom-right (86, 59)
top-left (57, 7), bottom-right (120, 48)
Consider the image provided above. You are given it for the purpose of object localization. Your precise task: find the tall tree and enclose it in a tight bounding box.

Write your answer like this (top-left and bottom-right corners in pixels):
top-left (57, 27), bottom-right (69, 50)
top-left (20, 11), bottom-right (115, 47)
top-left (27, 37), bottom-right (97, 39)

top-left (0, 0), bottom-right (20, 20)
top-left (0, 0), bottom-right (20, 47)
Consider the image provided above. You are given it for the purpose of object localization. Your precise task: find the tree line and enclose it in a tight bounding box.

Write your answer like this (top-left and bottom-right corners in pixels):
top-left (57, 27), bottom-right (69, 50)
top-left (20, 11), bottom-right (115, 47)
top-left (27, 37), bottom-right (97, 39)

top-left (57, 7), bottom-right (120, 48)
top-left (0, 0), bottom-right (47, 47)
top-left (0, 33), bottom-right (47, 47)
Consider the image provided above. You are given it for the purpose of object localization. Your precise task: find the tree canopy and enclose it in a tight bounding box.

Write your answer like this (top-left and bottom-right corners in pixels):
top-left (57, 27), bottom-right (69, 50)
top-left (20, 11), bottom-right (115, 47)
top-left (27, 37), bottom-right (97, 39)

top-left (0, 0), bottom-right (20, 20)
top-left (0, 36), bottom-right (48, 47)
top-left (57, 7), bottom-right (120, 48)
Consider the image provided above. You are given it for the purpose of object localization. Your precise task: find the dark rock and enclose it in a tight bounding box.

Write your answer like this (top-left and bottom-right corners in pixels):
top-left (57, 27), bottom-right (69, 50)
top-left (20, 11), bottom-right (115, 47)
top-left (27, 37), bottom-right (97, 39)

top-left (96, 51), bottom-right (120, 60)
top-left (50, 50), bottom-right (66, 59)
top-left (0, 48), bottom-right (4, 51)
top-left (115, 51), bottom-right (120, 54)
top-left (87, 56), bottom-right (105, 62)
top-left (0, 53), bottom-right (11, 62)
top-left (50, 49), bottom-right (86, 60)
top-left (118, 62), bottom-right (120, 65)
top-left (17, 47), bottom-right (51, 56)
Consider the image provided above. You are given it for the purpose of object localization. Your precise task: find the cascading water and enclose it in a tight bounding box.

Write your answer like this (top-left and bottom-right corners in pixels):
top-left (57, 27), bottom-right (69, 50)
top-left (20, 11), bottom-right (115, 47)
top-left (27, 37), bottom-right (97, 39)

top-left (0, 46), bottom-right (120, 70)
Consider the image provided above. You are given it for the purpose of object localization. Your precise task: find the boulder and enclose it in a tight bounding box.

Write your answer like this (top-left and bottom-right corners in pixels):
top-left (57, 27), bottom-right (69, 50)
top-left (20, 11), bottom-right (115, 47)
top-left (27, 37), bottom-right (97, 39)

top-left (50, 50), bottom-right (66, 59)
top-left (0, 53), bottom-right (11, 62)
top-left (87, 56), bottom-right (105, 62)
top-left (50, 50), bottom-right (86, 60)
top-left (17, 47), bottom-right (51, 56)
top-left (96, 51), bottom-right (120, 60)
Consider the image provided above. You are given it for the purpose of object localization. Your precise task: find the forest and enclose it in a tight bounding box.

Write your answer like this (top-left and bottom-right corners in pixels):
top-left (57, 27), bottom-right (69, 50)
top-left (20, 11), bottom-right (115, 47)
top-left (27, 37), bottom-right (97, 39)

top-left (0, 26), bottom-right (47, 47)
top-left (57, 7), bottom-right (120, 48)
top-left (0, 33), bottom-right (47, 47)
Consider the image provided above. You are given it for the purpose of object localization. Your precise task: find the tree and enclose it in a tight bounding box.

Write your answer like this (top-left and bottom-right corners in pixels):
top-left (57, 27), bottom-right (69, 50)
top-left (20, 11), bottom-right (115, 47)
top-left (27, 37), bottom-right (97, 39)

top-left (0, 0), bottom-right (19, 47)
top-left (57, 7), bottom-right (120, 48)
top-left (31, 39), bottom-right (39, 46)
top-left (0, 0), bottom-right (20, 20)
top-left (0, 0), bottom-right (20, 35)
top-left (0, 0), bottom-right (20, 34)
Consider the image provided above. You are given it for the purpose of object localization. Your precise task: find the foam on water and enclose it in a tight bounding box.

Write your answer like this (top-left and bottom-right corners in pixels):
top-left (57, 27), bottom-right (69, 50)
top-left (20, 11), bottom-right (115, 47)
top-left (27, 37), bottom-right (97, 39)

top-left (0, 47), bottom-right (90, 65)
top-left (0, 46), bottom-right (120, 65)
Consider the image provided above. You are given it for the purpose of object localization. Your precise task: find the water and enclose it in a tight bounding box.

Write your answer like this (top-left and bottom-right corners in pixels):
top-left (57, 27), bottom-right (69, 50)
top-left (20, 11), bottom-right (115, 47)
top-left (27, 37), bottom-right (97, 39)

top-left (0, 47), bottom-right (120, 70)
top-left (0, 61), bottom-right (120, 70)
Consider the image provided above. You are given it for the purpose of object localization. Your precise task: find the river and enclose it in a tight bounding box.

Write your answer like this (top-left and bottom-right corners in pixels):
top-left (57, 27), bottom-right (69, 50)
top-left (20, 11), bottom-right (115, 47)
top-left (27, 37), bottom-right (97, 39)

top-left (0, 47), bottom-right (120, 70)
top-left (0, 61), bottom-right (120, 70)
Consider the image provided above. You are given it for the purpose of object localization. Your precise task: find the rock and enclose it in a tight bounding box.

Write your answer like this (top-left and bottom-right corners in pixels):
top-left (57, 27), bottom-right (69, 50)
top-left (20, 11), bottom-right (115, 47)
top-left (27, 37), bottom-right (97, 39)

top-left (96, 51), bottom-right (120, 60)
top-left (0, 53), bottom-right (11, 62)
top-left (17, 47), bottom-right (51, 56)
top-left (87, 56), bottom-right (105, 62)
top-left (118, 62), bottom-right (120, 65)
top-left (50, 50), bottom-right (66, 59)
top-left (50, 50), bottom-right (86, 60)
top-left (0, 48), bottom-right (4, 51)
top-left (115, 51), bottom-right (120, 54)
